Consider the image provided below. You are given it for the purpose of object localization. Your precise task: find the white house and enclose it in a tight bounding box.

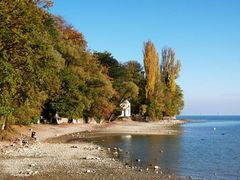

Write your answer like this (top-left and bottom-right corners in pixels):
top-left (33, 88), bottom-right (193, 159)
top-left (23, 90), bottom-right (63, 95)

top-left (119, 100), bottom-right (131, 117)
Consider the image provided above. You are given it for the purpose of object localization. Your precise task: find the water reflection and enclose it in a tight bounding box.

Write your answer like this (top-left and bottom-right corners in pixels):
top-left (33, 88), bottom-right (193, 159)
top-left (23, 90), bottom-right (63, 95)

top-left (91, 132), bottom-right (182, 174)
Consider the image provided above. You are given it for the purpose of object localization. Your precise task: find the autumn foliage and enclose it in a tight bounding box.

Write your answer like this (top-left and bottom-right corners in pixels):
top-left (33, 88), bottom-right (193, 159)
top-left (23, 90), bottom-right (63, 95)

top-left (0, 0), bottom-right (184, 127)
top-left (143, 42), bottom-right (184, 120)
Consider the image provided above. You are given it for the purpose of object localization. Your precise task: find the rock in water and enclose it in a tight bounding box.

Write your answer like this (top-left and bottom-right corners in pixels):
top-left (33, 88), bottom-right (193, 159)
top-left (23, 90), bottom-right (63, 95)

top-left (113, 151), bottom-right (118, 156)
top-left (136, 159), bottom-right (141, 162)
top-left (86, 170), bottom-right (91, 173)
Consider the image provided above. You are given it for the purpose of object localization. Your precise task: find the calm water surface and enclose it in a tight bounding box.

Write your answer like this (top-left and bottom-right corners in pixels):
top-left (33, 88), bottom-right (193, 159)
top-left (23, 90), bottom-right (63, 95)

top-left (89, 116), bottom-right (240, 179)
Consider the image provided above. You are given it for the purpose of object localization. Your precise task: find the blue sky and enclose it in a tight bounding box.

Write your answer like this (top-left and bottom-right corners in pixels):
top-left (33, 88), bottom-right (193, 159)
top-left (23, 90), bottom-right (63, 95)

top-left (50, 0), bottom-right (240, 115)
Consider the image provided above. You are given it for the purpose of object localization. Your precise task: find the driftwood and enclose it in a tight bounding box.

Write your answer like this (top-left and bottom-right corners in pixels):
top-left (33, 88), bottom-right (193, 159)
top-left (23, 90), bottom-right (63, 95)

top-left (108, 114), bottom-right (115, 122)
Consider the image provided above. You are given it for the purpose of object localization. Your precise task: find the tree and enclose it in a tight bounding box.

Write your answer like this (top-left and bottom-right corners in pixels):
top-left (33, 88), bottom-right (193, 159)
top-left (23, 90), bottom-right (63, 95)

top-left (48, 68), bottom-right (87, 119)
top-left (124, 61), bottom-right (145, 114)
top-left (161, 48), bottom-right (181, 92)
top-left (82, 53), bottom-right (115, 120)
top-left (125, 61), bottom-right (145, 87)
top-left (54, 16), bottom-right (87, 50)
top-left (118, 81), bottom-right (139, 101)
top-left (161, 48), bottom-right (184, 116)
top-left (143, 41), bottom-right (164, 120)
top-left (94, 51), bottom-right (126, 81)
top-left (143, 41), bottom-right (161, 100)
top-left (142, 43), bottom-right (184, 119)
top-left (43, 18), bottom-right (115, 121)
top-left (0, 0), bottom-right (64, 124)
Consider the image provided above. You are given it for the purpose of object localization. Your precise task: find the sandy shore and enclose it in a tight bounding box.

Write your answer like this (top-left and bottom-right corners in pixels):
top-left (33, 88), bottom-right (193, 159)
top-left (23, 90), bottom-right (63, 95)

top-left (0, 119), bottom-right (186, 180)
top-left (95, 119), bottom-right (186, 135)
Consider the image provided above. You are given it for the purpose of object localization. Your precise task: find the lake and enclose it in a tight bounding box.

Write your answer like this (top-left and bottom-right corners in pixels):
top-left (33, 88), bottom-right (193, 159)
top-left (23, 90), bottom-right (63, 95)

top-left (91, 116), bottom-right (240, 180)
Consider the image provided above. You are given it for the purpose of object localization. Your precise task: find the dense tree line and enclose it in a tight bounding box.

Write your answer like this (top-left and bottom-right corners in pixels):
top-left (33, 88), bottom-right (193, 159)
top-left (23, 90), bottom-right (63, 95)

top-left (0, 0), bottom-right (184, 128)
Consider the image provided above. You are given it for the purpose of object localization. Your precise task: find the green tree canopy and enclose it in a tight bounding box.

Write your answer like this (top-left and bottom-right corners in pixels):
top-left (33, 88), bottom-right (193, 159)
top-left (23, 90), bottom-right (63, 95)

top-left (0, 0), bottom-right (64, 125)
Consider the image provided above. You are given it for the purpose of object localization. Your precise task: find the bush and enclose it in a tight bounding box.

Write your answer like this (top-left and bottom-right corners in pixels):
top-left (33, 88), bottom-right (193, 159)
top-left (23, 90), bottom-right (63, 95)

top-left (15, 119), bottom-right (32, 125)
top-left (31, 116), bottom-right (40, 124)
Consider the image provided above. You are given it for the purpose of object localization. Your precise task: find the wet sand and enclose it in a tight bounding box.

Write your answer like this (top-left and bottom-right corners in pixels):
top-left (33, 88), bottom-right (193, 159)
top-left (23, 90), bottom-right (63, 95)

top-left (0, 119), bottom-right (186, 180)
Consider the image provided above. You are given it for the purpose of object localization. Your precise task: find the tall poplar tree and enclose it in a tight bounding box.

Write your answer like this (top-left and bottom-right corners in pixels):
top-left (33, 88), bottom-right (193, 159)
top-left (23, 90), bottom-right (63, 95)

top-left (161, 48), bottom-right (184, 116)
top-left (143, 41), bottom-right (160, 99)
top-left (143, 41), bottom-right (163, 120)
